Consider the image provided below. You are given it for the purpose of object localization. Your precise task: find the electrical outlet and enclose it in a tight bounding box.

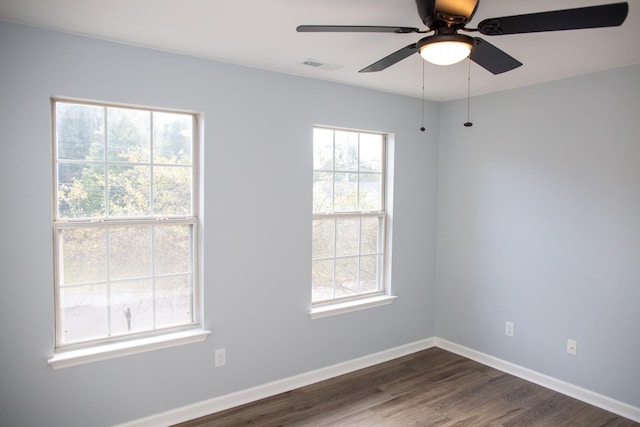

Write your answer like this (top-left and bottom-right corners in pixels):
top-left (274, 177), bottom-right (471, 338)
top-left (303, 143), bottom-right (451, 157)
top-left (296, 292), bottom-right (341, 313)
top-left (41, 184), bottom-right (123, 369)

top-left (505, 321), bottom-right (515, 338)
top-left (215, 348), bottom-right (226, 367)
top-left (567, 339), bottom-right (578, 356)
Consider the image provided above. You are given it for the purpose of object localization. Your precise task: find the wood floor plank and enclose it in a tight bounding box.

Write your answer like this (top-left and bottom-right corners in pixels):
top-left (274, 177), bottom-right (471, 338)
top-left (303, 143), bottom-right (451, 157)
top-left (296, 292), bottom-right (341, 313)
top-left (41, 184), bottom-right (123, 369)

top-left (174, 348), bottom-right (639, 427)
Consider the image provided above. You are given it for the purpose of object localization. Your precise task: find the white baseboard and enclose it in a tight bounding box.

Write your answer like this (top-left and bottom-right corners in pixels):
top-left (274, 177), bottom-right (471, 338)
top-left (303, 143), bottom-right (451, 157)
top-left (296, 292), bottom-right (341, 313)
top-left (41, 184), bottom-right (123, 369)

top-left (117, 337), bottom-right (640, 426)
top-left (115, 338), bottom-right (436, 427)
top-left (434, 338), bottom-right (640, 423)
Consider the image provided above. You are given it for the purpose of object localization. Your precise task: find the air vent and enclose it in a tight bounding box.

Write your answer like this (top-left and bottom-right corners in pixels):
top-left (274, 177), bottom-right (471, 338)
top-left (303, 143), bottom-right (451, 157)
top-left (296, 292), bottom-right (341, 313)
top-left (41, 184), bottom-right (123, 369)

top-left (302, 58), bottom-right (343, 71)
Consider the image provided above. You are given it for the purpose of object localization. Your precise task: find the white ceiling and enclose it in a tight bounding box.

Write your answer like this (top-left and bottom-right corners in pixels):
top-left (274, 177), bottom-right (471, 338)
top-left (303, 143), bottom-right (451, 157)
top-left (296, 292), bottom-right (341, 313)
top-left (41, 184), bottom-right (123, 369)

top-left (1, 0), bottom-right (639, 101)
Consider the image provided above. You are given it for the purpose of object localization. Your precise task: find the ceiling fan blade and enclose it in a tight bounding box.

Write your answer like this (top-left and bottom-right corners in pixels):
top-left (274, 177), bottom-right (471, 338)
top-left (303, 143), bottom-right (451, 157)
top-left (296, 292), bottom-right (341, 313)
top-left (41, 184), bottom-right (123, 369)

top-left (470, 38), bottom-right (522, 74)
top-left (359, 43), bottom-right (419, 72)
top-left (297, 25), bottom-right (421, 34)
top-left (477, 2), bottom-right (628, 35)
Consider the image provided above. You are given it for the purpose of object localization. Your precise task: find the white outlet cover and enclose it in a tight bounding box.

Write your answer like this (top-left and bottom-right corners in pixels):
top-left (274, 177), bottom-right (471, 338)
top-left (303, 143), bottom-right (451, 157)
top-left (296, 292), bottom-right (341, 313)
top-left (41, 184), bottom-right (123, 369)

top-left (505, 321), bottom-right (515, 338)
top-left (215, 348), bottom-right (226, 367)
top-left (567, 339), bottom-right (578, 356)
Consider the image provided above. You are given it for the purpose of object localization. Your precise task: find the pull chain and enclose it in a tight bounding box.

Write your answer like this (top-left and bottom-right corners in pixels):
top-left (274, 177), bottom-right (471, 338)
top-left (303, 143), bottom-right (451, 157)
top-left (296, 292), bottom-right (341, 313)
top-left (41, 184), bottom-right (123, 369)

top-left (420, 59), bottom-right (426, 132)
top-left (464, 56), bottom-right (473, 127)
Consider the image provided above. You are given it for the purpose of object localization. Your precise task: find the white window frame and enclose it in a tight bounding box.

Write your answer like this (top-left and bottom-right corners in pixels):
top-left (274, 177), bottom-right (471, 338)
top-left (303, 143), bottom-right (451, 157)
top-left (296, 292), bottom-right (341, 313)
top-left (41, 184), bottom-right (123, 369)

top-left (311, 126), bottom-right (395, 318)
top-left (49, 98), bottom-right (208, 367)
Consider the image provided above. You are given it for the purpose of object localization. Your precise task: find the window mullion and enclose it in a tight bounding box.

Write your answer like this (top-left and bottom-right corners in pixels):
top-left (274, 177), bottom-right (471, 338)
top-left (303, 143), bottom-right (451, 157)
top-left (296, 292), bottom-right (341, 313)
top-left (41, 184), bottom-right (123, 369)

top-left (332, 217), bottom-right (337, 300)
top-left (54, 229), bottom-right (63, 346)
top-left (188, 224), bottom-right (195, 323)
top-left (149, 112), bottom-right (157, 328)
top-left (356, 134), bottom-right (361, 295)
top-left (356, 133), bottom-right (360, 212)
top-left (332, 130), bottom-right (337, 300)
top-left (357, 216), bottom-right (362, 295)
top-left (150, 111), bottom-right (155, 216)
top-left (104, 106), bottom-right (109, 218)
top-left (151, 224), bottom-right (157, 329)
top-left (105, 226), bottom-right (112, 338)
top-left (331, 130), bottom-right (336, 214)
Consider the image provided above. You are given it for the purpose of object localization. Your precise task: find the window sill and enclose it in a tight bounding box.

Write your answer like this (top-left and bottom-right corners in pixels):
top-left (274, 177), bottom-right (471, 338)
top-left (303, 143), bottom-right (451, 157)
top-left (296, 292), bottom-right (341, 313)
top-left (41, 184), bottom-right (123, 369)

top-left (309, 295), bottom-right (397, 320)
top-left (48, 329), bottom-right (211, 369)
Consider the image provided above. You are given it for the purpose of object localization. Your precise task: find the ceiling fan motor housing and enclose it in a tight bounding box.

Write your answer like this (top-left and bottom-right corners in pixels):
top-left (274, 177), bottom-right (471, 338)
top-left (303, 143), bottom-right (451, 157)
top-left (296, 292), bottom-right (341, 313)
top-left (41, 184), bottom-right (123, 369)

top-left (416, 0), bottom-right (479, 29)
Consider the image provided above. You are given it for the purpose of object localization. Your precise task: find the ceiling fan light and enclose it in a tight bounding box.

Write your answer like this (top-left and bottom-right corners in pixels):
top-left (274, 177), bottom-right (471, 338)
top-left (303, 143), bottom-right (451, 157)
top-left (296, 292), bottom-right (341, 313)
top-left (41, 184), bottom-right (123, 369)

top-left (419, 34), bottom-right (474, 66)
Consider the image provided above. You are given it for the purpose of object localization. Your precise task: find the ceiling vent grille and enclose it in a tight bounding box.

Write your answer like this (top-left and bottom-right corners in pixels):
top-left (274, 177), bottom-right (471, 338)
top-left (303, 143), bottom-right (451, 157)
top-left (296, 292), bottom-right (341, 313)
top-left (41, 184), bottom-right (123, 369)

top-left (302, 58), bottom-right (343, 71)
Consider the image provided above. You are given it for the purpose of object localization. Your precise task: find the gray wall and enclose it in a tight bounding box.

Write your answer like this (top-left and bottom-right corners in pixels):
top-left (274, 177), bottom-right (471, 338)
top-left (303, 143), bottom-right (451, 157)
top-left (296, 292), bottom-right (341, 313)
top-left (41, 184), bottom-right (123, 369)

top-left (0, 22), bottom-right (438, 427)
top-left (437, 64), bottom-right (640, 407)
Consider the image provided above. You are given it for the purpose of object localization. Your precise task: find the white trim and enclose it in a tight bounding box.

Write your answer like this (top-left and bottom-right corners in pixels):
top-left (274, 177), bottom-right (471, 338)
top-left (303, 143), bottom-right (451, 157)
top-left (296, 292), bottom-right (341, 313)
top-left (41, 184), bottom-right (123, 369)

top-left (309, 295), bottom-right (397, 319)
top-left (114, 338), bottom-right (435, 427)
top-left (434, 338), bottom-right (640, 423)
top-left (115, 337), bottom-right (640, 426)
top-left (48, 329), bottom-right (211, 369)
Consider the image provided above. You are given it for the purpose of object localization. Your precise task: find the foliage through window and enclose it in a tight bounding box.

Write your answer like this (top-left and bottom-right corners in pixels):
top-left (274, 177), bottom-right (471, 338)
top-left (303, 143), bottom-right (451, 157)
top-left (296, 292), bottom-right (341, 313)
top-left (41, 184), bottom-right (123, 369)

top-left (53, 99), bottom-right (199, 350)
top-left (312, 127), bottom-right (386, 304)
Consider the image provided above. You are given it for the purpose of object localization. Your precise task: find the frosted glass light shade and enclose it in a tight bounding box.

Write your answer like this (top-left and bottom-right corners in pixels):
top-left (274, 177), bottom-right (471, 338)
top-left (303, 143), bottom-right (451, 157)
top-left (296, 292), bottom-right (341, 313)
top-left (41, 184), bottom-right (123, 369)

top-left (418, 34), bottom-right (474, 66)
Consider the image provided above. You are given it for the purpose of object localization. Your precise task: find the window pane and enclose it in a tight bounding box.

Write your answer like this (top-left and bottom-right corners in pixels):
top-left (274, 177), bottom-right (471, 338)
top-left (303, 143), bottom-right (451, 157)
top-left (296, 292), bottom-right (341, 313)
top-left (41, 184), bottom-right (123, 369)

top-left (335, 257), bottom-right (358, 296)
top-left (313, 172), bottom-right (333, 213)
top-left (359, 133), bottom-right (383, 172)
top-left (334, 131), bottom-right (358, 171)
top-left (109, 226), bottom-right (152, 280)
top-left (312, 218), bottom-right (335, 259)
top-left (57, 163), bottom-right (105, 218)
top-left (108, 165), bottom-right (151, 216)
top-left (313, 128), bottom-right (334, 170)
top-left (359, 255), bottom-right (380, 293)
top-left (311, 126), bottom-right (386, 305)
top-left (154, 165), bottom-right (192, 216)
top-left (335, 217), bottom-right (360, 257)
top-left (110, 279), bottom-right (154, 336)
top-left (361, 216), bottom-right (382, 255)
top-left (107, 107), bottom-right (150, 162)
top-left (359, 173), bottom-right (382, 211)
top-left (60, 284), bottom-right (108, 344)
top-left (155, 224), bottom-right (191, 275)
top-left (312, 259), bottom-right (334, 302)
top-left (155, 275), bottom-right (193, 328)
top-left (56, 103), bottom-right (104, 161)
top-left (60, 227), bottom-right (106, 284)
top-left (334, 172), bottom-right (357, 212)
top-left (153, 112), bottom-right (192, 165)
top-left (54, 100), bottom-right (198, 349)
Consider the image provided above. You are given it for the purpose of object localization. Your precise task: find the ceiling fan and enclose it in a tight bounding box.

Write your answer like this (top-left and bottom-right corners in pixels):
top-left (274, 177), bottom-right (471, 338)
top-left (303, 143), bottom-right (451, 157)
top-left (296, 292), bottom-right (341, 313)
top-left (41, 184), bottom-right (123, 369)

top-left (297, 0), bottom-right (629, 75)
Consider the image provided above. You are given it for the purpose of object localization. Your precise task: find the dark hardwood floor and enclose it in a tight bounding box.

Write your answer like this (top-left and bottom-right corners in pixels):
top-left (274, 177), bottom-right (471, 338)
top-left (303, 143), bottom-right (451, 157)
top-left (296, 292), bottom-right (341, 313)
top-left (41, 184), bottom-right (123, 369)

top-left (175, 347), bottom-right (639, 426)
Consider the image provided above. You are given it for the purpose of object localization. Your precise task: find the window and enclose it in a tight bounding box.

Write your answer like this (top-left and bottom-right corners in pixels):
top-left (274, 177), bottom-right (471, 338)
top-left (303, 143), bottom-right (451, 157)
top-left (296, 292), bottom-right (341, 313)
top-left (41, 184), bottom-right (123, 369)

top-left (52, 99), bottom-right (199, 351)
top-left (312, 126), bottom-right (387, 306)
